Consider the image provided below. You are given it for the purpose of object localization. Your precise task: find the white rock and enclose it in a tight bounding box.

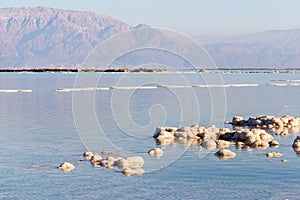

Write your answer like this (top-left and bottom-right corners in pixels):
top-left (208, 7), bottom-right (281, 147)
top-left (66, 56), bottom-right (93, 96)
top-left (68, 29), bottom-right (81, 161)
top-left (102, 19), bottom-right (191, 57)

top-left (59, 162), bottom-right (75, 172)
top-left (216, 140), bottom-right (231, 148)
top-left (266, 152), bottom-right (283, 157)
top-left (148, 148), bottom-right (163, 157)
top-left (215, 149), bottom-right (236, 159)
top-left (83, 151), bottom-right (93, 160)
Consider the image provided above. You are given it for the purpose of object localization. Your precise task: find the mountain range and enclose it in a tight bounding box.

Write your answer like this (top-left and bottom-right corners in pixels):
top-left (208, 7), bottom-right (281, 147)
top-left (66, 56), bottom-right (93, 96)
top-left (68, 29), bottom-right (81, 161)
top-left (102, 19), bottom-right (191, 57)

top-left (0, 7), bottom-right (299, 69)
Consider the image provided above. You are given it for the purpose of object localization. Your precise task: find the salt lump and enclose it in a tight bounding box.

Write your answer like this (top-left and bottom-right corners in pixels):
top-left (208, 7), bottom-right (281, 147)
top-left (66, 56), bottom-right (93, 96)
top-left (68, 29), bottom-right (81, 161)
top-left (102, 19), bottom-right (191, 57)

top-left (59, 162), bottom-right (75, 172)
top-left (83, 151), bottom-right (93, 160)
top-left (148, 148), bottom-right (164, 157)
top-left (266, 152), bottom-right (283, 157)
top-left (215, 149), bottom-right (236, 160)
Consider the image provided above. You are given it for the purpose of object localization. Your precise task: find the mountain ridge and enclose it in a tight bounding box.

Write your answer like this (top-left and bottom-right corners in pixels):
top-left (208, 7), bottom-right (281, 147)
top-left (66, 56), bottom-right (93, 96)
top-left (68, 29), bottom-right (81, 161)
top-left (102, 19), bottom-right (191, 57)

top-left (0, 7), bottom-right (299, 68)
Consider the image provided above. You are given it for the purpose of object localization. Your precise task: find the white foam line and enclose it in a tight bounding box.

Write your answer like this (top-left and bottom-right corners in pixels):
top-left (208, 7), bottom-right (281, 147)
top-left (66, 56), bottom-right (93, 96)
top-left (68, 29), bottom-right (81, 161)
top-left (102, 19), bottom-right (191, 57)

top-left (0, 89), bottom-right (32, 93)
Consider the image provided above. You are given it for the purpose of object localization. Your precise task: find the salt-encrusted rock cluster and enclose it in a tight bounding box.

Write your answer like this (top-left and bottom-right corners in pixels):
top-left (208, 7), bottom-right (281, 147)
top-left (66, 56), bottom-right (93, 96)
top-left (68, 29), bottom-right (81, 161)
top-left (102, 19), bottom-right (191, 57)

top-left (59, 151), bottom-right (145, 176)
top-left (266, 152), bottom-right (283, 157)
top-left (152, 114), bottom-right (300, 160)
top-left (153, 124), bottom-right (278, 152)
top-left (84, 151), bottom-right (145, 176)
top-left (231, 115), bottom-right (300, 129)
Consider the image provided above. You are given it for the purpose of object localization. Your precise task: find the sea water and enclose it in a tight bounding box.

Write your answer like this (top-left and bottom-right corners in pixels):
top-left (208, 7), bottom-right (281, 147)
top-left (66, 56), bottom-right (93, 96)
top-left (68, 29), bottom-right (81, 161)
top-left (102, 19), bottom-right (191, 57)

top-left (0, 71), bottom-right (300, 199)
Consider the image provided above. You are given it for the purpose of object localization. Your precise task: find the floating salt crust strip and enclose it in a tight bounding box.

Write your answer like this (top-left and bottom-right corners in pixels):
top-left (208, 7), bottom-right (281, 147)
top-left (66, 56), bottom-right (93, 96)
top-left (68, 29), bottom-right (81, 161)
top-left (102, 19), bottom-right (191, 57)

top-left (271, 79), bottom-right (300, 82)
top-left (55, 84), bottom-right (260, 92)
top-left (54, 86), bottom-right (158, 92)
top-left (54, 87), bottom-right (110, 92)
top-left (0, 89), bottom-right (32, 93)
top-left (267, 83), bottom-right (300, 87)
top-left (110, 86), bottom-right (158, 90)
top-left (193, 84), bottom-right (259, 88)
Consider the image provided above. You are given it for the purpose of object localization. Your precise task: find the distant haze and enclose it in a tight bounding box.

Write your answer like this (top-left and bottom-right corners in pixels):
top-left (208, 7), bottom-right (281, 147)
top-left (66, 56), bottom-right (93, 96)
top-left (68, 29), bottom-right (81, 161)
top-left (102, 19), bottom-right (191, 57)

top-left (0, 7), bottom-right (299, 68)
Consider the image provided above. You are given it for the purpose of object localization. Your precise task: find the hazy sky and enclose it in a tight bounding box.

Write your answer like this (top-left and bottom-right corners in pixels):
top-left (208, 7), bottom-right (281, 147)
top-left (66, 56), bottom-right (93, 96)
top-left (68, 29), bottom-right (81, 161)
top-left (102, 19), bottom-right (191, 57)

top-left (1, 0), bottom-right (300, 36)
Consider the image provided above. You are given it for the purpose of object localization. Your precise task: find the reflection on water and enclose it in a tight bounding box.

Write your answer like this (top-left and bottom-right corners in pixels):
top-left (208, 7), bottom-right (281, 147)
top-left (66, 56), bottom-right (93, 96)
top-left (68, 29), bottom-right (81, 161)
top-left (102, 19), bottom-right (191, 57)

top-left (0, 72), bottom-right (300, 199)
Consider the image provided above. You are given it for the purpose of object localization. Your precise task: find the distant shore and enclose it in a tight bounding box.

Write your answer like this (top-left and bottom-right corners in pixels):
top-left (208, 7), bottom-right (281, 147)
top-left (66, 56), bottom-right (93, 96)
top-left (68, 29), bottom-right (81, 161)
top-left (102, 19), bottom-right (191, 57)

top-left (0, 68), bottom-right (300, 73)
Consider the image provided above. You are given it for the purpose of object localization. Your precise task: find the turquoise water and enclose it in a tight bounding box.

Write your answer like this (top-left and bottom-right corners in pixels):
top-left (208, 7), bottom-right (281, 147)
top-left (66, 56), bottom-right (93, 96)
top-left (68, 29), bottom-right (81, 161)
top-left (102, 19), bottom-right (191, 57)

top-left (1, 72), bottom-right (300, 199)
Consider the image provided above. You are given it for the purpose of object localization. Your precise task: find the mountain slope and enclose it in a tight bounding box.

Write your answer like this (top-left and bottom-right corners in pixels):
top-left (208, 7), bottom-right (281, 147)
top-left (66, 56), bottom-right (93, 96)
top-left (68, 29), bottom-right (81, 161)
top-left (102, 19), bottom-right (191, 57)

top-left (201, 29), bottom-right (300, 68)
top-left (0, 7), bottom-right (132, 68)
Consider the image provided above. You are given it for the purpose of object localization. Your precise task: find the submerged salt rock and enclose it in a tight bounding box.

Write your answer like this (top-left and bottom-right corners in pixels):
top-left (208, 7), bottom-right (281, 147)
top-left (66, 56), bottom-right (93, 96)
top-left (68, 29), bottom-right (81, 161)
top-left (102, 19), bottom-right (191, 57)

top-left (215, 149), bottom-right (236, 159)
top-left (83, 151), bottom-right (94, 160)
top-left (59, 162), bottom-right (75, 172)
top-left (122, 168), bottom-right (145, 176)
top-left (148, 148), bottom-right (163, 157)
top-left (266, 152), bottom-right (283, 157)
top-left (126, 156), bottom-right (144, 168)
top-left (115, 158), bottom-right (130, 170)
top-left (201, 140), bottom-right (216, 150)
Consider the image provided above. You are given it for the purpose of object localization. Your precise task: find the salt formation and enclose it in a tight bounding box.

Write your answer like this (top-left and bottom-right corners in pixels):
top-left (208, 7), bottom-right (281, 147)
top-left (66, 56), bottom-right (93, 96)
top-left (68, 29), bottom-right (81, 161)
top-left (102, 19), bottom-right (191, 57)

top-left (153, 124), bottom-right (276, 151)
top-left (215, 149), bottom-right (236, 160)
top-left (86, 153), bottom-right (145, 176)
top-left (59, 162), bottom-right (75, 172)
top-left (148, 148), bottom-right (164, 157)
top-left (83, 151), bottom-right (93, 160)
top-left (266, 152), bottom-right (283, 157)
top-left (231, 115), bottom-right (300, 129)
